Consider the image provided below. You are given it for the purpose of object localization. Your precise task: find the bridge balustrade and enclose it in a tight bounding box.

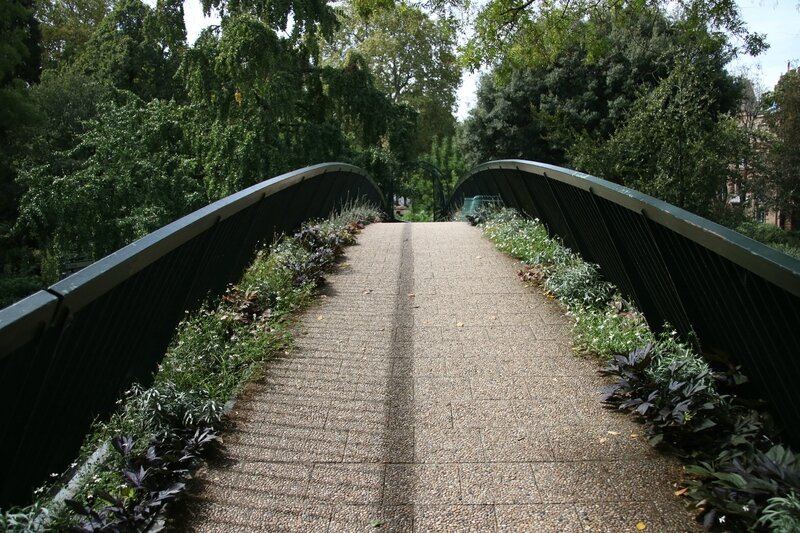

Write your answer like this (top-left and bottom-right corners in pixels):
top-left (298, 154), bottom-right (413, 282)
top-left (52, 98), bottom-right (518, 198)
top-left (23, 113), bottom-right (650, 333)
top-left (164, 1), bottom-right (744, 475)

top-left (449, 160), bottom-right (800, 445)
top-left (0, 163), bottom-right (382, 507)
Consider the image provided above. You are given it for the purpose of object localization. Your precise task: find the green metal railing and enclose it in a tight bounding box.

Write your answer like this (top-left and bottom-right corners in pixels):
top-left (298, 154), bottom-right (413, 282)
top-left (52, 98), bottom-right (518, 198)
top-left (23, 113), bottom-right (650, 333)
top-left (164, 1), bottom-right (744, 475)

top-left (0, 163), bottom-right (382, 507)
top-left (449, 159), bottom-right (800, 444)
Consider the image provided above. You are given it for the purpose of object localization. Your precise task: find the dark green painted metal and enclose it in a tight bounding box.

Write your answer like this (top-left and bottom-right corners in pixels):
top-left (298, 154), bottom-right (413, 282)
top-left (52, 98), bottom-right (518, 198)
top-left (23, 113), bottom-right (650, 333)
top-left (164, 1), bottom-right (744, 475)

top-left (0, 163), bottom-right (382, 508)
top-left (448, 159), bottom-right (800, 445)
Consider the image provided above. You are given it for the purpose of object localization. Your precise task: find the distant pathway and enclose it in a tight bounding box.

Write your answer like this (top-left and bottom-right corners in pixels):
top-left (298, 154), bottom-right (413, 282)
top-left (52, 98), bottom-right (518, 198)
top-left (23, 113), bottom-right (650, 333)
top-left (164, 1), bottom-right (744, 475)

top-left (184, 222), bottom-right (700, 532)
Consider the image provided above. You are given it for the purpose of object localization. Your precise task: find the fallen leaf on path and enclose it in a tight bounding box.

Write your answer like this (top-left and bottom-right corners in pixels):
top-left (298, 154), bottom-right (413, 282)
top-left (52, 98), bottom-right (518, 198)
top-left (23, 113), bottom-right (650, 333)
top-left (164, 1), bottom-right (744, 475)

top-left (476, 255), bottom-right (482, 259)
top-left (363, 289), bottom-right (372, 294)
top-left (598, 437), bottom-right (608, 444)
top-left (674, 487), bottom-right (688, 497)
top-left (607, 431), bottom-right (620, 436)
top-left (369, 519), bottom-right (386, 528)
top-left (636, 522), bottom-right (647, 531)
top-left (630, 433), bottom-right (639, 439)
top-left (456, 322), bottom-right (464, 327)
top-left (317, 315), bottom-right (323, 321)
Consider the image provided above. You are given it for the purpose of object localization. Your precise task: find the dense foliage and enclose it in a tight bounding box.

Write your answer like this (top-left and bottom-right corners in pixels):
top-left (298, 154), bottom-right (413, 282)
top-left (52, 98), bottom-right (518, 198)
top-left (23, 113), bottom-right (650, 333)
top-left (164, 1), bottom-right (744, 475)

top-left (0, 0), bottom-right (453, 305)
top-left (764, 69), bottom-right (800, 219)
top-left (459, 0), bottom-right (797, 229)
top-left (2, 0), bottom-right (798, 306)
top-left (477, 207), bottom-right (800, 532)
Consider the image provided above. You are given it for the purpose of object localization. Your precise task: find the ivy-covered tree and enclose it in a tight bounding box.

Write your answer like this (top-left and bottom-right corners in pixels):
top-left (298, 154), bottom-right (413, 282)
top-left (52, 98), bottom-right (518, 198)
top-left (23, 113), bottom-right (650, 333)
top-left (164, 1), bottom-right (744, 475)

top-left (459, 1), bottom-right (751, 221)
top-left (572, 58), bottom-right (743, 219)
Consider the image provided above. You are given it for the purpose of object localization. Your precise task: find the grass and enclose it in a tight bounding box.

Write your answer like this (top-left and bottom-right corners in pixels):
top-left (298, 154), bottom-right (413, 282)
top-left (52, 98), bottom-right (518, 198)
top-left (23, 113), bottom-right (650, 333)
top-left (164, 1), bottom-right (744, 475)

top-left (1, 202), bottom-right (382, 531)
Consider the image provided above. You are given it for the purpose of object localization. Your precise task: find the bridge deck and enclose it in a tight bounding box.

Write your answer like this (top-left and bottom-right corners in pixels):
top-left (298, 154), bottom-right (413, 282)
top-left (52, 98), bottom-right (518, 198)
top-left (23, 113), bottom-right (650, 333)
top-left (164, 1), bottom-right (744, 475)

top-left (182, 222), bottom-right (699, 532)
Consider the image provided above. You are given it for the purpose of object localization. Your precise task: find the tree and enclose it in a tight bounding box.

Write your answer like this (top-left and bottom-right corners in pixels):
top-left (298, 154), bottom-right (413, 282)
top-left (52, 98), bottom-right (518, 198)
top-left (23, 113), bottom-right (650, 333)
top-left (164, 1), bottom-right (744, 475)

top-left (36, 0), bottom-right (111, 68)
top-left (425, 134), bottom-right (468, 196)
top-left (571, 58), bottom-right (743, 219)
top-left (179, 12), bottom-right (405, 198)
top-left (459, 69), bottom-right (558, 167)
top-left (459, 1), bottom-right (751, 221)
top-left (460, 6), bottom-right (682, 167)
top-left (16, 93), bottom-right (204, 275)
top-left (326, 1), bottom-right (461, 155)
top-left (71, 0), bottom-right (185, 101)
top-left (1, 0), bottom-right (43, 300)
top-left (1, 0), bottom-right (42, 217)
top-left (464, 0), bottom-right (766, 73)
top-left (765, 69), bottom-right (800, 220)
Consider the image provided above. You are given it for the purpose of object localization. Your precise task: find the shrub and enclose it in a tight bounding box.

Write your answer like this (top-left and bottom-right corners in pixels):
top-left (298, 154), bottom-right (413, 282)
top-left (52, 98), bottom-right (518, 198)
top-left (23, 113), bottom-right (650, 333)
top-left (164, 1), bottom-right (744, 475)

top-left (482, 208), bottom-right (573, 270)
top-left (735, 220), bottom-right (800, 260)
top-left (543, 261), bottom-right (614, 309)
top-left (569, 298), bottom-right (653, 358)
top-left (601, 339), bottom-right (719, 449)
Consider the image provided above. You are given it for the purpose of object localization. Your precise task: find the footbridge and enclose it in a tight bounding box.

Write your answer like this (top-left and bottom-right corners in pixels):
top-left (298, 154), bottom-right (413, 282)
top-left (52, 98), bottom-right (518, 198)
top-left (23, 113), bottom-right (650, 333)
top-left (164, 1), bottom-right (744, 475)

top-left (1, 161), bottom-right (798, 530)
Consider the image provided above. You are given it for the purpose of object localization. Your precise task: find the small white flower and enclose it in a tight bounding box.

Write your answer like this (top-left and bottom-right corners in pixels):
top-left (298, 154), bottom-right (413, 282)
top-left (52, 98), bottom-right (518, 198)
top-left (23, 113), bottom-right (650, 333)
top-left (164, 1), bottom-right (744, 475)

top-left (719, 516), bottom-right (726, 524)
top-left (742, 505), bottom-right (750, 512)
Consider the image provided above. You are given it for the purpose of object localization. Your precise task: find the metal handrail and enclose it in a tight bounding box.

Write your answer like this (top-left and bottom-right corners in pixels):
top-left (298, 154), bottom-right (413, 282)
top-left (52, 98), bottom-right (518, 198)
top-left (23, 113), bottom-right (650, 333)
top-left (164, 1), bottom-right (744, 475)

top-left (453, 160), bottom-right (800, 294)
top-left (0, 163), bottom-right (381, 507)
top-left (449, 159), bottom-right (800, 444)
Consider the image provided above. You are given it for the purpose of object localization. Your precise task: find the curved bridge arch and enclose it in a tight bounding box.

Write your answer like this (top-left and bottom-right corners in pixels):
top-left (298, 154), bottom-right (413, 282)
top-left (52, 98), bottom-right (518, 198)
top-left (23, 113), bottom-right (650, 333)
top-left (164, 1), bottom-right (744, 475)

top-left (449, 159), bottom-right (800, 444)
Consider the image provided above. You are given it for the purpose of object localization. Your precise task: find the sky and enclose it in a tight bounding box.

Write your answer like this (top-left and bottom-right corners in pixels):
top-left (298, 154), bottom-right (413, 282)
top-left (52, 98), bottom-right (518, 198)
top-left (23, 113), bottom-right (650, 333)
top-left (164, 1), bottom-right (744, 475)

top-left (181, 0), bottom-right (800, 121)
top-left (729, 0), bottom-right (800, 94)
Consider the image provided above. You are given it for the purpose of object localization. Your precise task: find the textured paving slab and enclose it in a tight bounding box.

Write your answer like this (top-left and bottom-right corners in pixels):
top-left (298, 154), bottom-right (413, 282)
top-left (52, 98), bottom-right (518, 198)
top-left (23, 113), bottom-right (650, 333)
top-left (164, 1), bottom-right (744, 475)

top-left (183, 222), bottom-right (700, 532)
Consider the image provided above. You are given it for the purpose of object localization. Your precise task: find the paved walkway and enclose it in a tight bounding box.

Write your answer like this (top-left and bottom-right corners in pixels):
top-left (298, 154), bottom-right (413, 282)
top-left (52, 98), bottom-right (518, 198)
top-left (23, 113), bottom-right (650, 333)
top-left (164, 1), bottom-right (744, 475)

top-left (184, 222), bottom-right (700, 532)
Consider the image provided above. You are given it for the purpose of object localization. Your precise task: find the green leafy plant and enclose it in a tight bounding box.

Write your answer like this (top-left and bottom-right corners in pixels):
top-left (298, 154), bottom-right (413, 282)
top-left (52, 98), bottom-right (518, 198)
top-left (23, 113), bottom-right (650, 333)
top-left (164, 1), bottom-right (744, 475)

top-left (66, 430), bottom-right (218, 532)
top-left (569, 298), bottom-right (653, 358)
top-left (757, 491), bottom-right (800, 531)
top-left (543, 261), bottom-right (614, 309)
top-left (687, 446), bottom-right (800, 530)
top-left (601, 341), bottom-right (719, 449)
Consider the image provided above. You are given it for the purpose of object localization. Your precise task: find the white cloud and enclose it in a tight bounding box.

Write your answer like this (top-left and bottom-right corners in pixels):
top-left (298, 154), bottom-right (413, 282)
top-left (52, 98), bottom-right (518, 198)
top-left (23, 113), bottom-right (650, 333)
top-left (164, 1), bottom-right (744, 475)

top-left (183, 0), bottom-right (221, 43)
top-left (730, 0), bottom-right (800, 90)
